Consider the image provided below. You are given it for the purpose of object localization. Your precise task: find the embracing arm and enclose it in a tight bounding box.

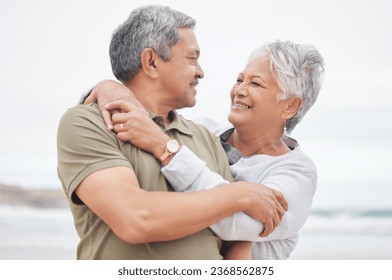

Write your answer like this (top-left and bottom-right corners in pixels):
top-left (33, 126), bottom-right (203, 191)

top-left (57, 105), bottom-right (286, 244)
top-left (161, 146), bottom-right (269, 241)
top-left (76, 165), bottom-right (266, 244)
top-left (83, 80), bottom-right (146, 130)
top-left (162, 146), bottom-right (316, 242)
top-left (77, 81), bottom-right (288, 238)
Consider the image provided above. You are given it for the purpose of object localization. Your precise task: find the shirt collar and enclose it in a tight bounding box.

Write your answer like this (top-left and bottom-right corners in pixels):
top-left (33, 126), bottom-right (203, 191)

top-left (145, 108), bottom-right (194, 136)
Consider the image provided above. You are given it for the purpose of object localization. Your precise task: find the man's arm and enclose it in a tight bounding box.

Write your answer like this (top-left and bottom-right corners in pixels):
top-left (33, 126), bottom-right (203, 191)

top-left (58, 105), bottom-right (286, 244)
top-left (99, 101), bottom-right (287, 238)
top-left (76, 165), bottom-right (268, 244)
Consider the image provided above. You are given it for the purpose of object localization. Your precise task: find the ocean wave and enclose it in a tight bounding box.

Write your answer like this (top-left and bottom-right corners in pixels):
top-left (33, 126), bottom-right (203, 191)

top-left (303, 208), bottom-right (392, 236)
top-left (311, 208), bottom-right (392, 218)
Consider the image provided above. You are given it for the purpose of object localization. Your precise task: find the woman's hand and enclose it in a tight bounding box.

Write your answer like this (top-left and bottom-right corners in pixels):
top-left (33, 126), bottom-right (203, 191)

top-left (105, 100), bottom-right (171, 159)
top-left (84, 80), bottom-right (146, 129)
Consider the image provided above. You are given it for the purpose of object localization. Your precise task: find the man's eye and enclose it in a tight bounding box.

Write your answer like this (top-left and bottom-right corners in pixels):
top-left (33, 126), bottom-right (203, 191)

top-left (187, 58), bottom-right (197, 65)
top-left (236, 79), bottom-right (243, 84)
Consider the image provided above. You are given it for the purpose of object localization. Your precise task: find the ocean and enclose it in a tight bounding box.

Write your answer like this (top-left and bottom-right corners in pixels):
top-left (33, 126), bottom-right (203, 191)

top-left (1, 189), bottom-right (391, 260)
top-left (1, 151), bottom-right (391, 260)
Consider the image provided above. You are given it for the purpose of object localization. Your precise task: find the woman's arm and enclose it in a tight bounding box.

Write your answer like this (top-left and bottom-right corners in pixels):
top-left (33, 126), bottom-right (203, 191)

top-left (103, 100), bottom-right (287, 238)
top-left (102, 102), bottom-right (289, 241)
top-left (162, 144), bottom-right (316, 242)
top-left (83, 80), bottom-right (146, 130)
top-left (83, 81), bottom-right (288, 238)
top-left (161, 145), bottom-right (267, 241)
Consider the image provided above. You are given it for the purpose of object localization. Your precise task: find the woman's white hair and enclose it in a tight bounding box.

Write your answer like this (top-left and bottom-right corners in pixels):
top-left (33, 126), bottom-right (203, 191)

top-left (249, 41), bottom-right (325, 133)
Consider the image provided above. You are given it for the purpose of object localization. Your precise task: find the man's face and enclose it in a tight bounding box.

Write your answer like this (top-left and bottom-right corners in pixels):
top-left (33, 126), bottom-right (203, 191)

top-left (157, 28), bottom-right (204, 110)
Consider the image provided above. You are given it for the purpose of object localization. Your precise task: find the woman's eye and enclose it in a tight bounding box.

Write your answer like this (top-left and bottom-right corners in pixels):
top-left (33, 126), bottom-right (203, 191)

top-left (236, 79), bottom-right (243, 84)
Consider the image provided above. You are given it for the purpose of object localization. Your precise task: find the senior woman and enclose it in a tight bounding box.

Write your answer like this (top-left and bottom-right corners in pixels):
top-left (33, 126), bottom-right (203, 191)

top-left (85, 40), bottom-right (324, 259)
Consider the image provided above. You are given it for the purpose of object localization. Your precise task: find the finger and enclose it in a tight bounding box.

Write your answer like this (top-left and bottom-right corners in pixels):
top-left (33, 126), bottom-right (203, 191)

top-left (113, 123), bottom-right (126, 134)
top-left (101, 109), bottom-right (113, 130)
top-left (271, 209), bottom-right (280, 232)
top-left (260, 218), bottom-right (272, 237)
top-left (112, 112), bottom-right (131, 124)
top-left (275, 200), bottom-right (285, 220)
top-left (105, 100), bottom-right (133, 113)
top-left (274, 190), bottom-right (288, 211)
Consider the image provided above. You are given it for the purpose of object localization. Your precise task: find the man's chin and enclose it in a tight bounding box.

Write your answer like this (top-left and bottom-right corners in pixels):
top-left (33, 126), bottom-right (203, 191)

top-left (186, 97), bottom-right (197, 108)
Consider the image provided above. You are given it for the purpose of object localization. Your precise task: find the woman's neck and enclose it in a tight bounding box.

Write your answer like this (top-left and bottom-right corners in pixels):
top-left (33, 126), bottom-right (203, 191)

top-left (227, 126), bottom-right (290, 157)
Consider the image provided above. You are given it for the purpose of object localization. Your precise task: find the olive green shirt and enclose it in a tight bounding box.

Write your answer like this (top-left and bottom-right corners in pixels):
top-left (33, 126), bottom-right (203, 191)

top-left (57, 103), bottom-right (233, 259)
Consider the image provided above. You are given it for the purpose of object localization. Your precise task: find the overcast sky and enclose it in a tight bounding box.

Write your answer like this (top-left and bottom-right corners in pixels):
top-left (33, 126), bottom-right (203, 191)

top-left (1, 0), bottom-right (391, 197)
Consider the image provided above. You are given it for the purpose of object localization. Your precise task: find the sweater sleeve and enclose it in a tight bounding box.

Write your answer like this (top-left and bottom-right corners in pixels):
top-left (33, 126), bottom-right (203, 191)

top-left (161, 145), bottom-right (265, 241)
top-left (254, 159), bottom-right (317, 241)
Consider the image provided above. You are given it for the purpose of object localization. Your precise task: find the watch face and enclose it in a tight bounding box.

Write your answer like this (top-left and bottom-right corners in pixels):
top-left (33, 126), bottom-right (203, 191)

top-left (167, 140), bottom-right (179, 153)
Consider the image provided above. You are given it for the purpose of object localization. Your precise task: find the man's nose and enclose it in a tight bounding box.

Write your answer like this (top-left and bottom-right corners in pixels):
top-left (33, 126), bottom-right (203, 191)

top-left (195, 61), bottom-right (204, 79)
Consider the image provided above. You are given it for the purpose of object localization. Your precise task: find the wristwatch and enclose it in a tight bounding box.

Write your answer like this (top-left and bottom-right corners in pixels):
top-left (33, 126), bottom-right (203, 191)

top-left (159, 139), bottom-right (180, 162)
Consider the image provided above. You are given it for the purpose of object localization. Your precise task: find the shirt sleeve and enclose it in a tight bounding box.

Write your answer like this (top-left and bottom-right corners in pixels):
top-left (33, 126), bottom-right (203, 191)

top-left (255, 160), bottom-right (317, 241)
top-left (57, 104), bottom-right (132, 204)
top-left (161, 146), bottom-right (229, 191)
top-left (161, 145), bottom-right (265, 241)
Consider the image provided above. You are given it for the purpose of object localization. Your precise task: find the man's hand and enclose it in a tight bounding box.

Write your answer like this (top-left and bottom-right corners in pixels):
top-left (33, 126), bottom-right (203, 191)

top-left (242, 183), bottom-right (288, 237)
top-left (84, 80), bottom-right (145, 129)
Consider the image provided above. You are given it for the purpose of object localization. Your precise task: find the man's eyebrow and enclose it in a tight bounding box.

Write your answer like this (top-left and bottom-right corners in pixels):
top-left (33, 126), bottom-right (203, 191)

top-left (191, 49), bottom-right (200, 57)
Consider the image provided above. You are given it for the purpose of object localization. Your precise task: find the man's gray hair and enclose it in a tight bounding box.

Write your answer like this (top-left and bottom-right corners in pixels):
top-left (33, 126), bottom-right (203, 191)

top-left (110, 5), bottom-right (196, 83)
top-left (249, 41), bottom-right (325, 133)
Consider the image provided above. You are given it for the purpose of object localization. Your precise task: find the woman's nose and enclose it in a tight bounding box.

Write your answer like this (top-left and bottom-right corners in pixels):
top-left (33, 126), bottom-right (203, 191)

top-left (233, 82), bottom-right (248, 97)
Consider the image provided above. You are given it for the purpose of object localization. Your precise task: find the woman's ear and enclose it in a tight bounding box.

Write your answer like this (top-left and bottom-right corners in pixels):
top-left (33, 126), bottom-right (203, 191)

top-left (140, 48), bottom-right (159, 78)
top-left (283, 96), bottom-right (302, 119)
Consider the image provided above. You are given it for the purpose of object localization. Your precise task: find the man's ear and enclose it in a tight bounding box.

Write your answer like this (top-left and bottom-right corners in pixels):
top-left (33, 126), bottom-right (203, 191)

top-left (283, 96), bottom-right (303, 119)
top-left (140, 48), bottom-right (159, 78)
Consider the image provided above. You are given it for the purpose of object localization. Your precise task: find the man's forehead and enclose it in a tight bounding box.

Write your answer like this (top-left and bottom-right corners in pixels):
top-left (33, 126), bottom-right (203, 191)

top-left (174, 29), bottom-right (201, 55)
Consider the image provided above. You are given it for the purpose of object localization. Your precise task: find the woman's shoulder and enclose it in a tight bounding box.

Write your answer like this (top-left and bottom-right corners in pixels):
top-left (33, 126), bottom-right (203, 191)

top-left (283, 146), bottom-right (318, 185)
top-left (287, 145), bottom-right (316, 167)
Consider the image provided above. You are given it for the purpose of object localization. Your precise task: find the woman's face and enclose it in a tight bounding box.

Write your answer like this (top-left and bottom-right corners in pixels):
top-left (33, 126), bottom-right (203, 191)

top-left (228, 55), bottom-right (287, 131)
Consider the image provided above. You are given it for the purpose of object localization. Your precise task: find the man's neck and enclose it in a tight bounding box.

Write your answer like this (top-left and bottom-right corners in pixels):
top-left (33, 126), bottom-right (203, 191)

top-left (125, 80), bottom-right (172, 127)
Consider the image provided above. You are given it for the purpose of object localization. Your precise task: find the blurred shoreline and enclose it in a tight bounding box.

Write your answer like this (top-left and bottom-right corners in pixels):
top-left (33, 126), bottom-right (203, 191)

top-left (1, 182), bottom-right (392, 260)
top-left (0, 182), bottom-right (67, 208)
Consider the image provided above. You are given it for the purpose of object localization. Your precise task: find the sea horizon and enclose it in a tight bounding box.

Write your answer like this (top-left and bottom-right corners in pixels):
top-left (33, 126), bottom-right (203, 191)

top-left (1, 178), bottom-right (391, 260)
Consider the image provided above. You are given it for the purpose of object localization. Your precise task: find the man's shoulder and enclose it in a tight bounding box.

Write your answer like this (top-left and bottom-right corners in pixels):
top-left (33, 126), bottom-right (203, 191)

top-left (62, 103), bottom-right (101, 118)
top-left (59, 103), bottom-right (103, 127)
top-left (58, 103), bottom-right (107, 141)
